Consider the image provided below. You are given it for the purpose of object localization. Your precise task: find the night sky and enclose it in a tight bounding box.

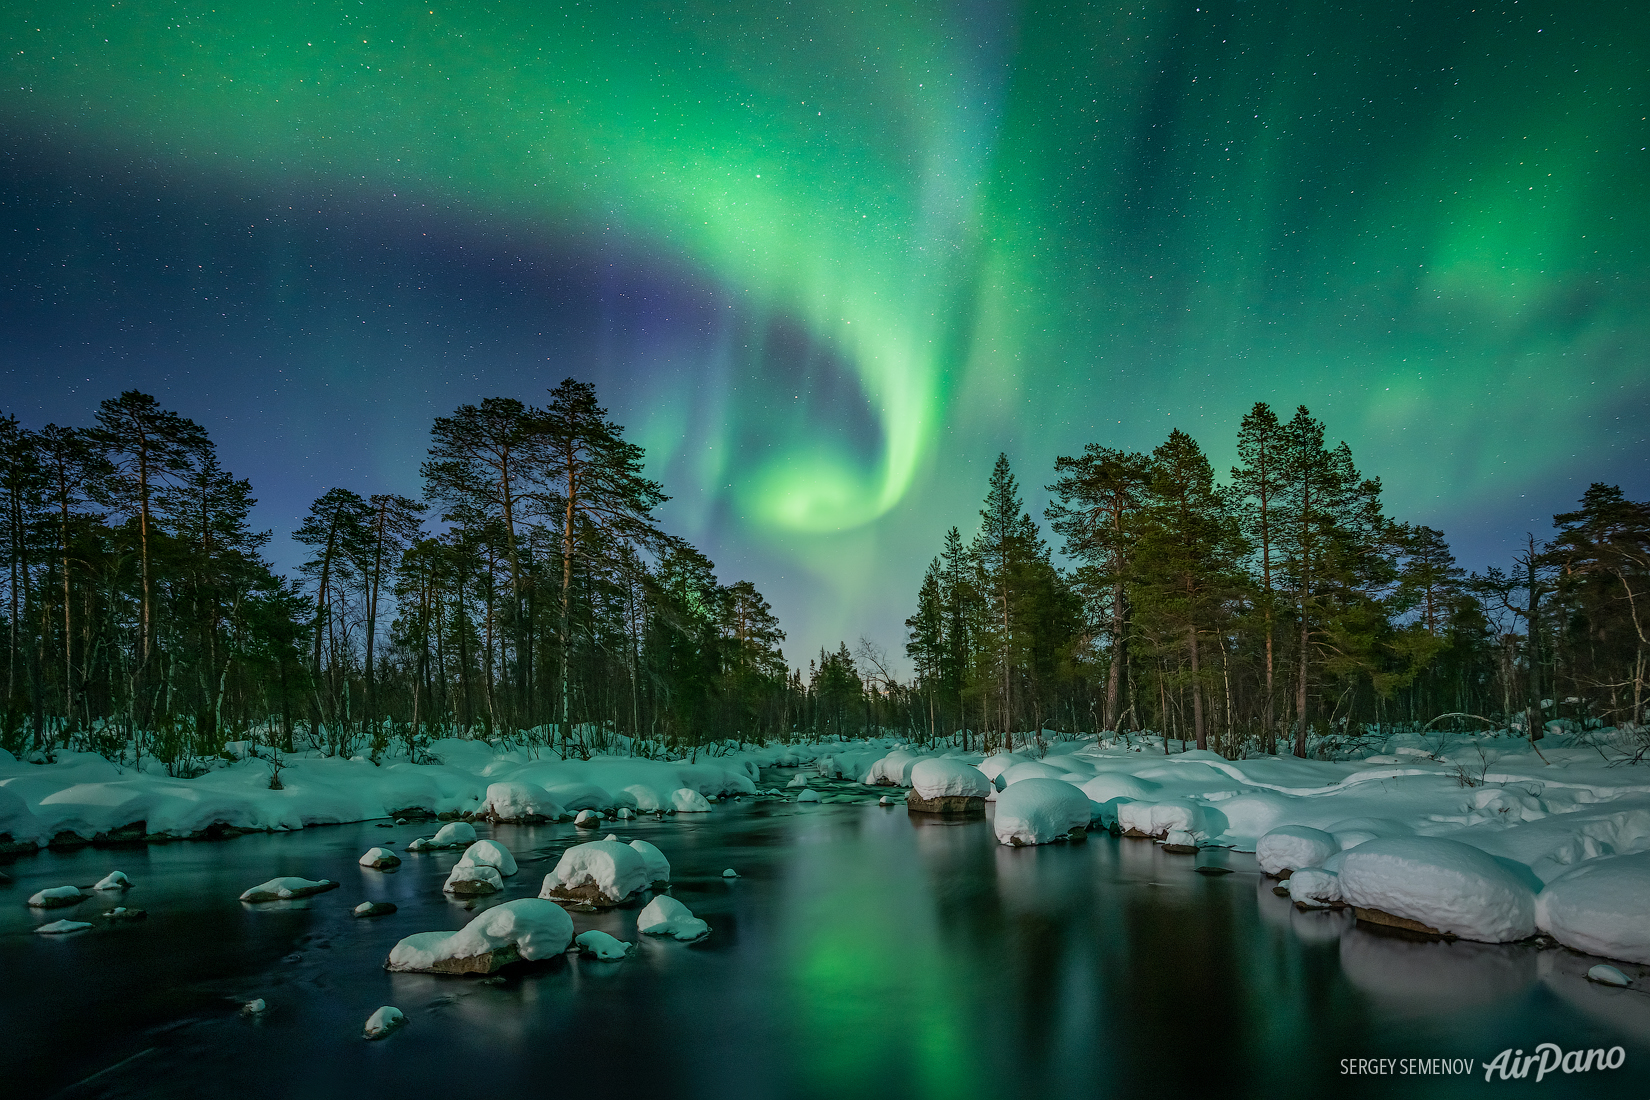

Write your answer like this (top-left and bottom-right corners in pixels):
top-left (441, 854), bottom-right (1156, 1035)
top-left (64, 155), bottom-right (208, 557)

top-left (3, 1), bottom-right (1647, 669)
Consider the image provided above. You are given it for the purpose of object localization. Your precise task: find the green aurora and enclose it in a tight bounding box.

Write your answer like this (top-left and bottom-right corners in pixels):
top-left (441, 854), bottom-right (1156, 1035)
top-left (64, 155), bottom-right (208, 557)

top-left (4, 0), bottom-right (1647, 661)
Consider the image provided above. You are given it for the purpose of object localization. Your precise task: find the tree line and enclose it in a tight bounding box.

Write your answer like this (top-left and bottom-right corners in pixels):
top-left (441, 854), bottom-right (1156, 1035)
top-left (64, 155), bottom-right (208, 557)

top-left (904, 403), bottom-right (1650, 758)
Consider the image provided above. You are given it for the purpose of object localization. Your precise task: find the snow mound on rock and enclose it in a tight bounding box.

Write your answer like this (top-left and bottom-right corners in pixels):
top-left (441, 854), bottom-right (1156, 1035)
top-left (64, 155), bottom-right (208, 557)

top-left (671, 788), bottom-right (712, 813)
top-left (864, 749), bottom-right (922, 786)
top-left (1338, 836), bottom-right (1536, 942)
top-left (461, 839), bottom-right (517, 876)
top-left (1286, 867), bottom-right (1343, 907)
top-left (795, 789), bottom-right (822, 803)
top-left (359, 846), bottom-right (400, 868)
top-left (483, 782), bottom-right (562, 822)
top-left (444, 862), bottom-right (503, 895)
top-left (1117, 798), bottom-right (1208, 840)
top-left (239, 877), bottom-right (338, 902)
top-left (93, 871), bottom-right (132, 890)
top-left (415, 821), bottom-right (476, 849)
top-left (993, 778), bottom-right (1093, 846)
top-left (1256, 826), bottom-right (1340, 876)
top-left (629, 839), bottom-right (670, 884)
top-left (1536, 851), bottom-right (1650, 965)
top-left (540, 840), bottom-right (648, 904)
top-left (575, 929), bottom-right (631, 959)
top-left (909, 758), bottom-right (990, 800)
top-left (547, 782), bottom-right (613, 812)
top-left (28, 885), bottom-right (85, 908)
top-left (637, 895), bottom-right (709, 941)
top-left (386, 898), bottom-right (573, 972)
top-left (35, 919), bottom-right (93, 934)
top-left (364, 1005), bottom-right (405, 1039)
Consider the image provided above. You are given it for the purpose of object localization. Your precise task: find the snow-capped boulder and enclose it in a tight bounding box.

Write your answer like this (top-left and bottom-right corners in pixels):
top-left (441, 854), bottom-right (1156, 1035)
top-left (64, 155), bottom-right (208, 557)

top-left (28, 886), bottom-right (85, 909)
top-left (1117, 799), bottom-right (1208, 840)
top-left (93, 871), bottom-right (132, 891)
top-left (482, 782), bottom-right (562, 823)
top-left (574, 809), bottom-right (602, 828)
top-left (787, 774), bottom-right (809, 788)
top-left (575, 929), bottom-right (631, 960)
top-left (354, 901), bottom-right (398, 918)
top-left (671, 788), bottom-right (712, 813)
top-left (443, 861), bottom-right (503, 896)
top-left (459, 839), bottom-right (517, 876)
top-left (239, 877), bottom-right (339, 903)
top-left (796, 789), bottom-right (822, 803)
top-left (993, 778), bottom-right (1093, 846)
top-left (907, 758), bottom-right (990, 813)
top-left (629, 839), bottom-right (670, 888)
top-left (865, 750), bottom-right (922, 787)
top-left (637, 895), bottom-right (709, 941)
top-left (359, 846), bottom-right (401, 869)
top-left (364, 1005), bottom-right (406, 1039)
top-left (1535, 852), bottom-right (1650, 965)
top-left (385, 898), bottom-right (573, 974)
top-left (1256, 826), bottom-right (1340, 877)
top-left (408, 821), bottom-right (477, 850)
top-left (540, 840), bottom-right (649, 907)
top-left (1286, 867), bottom-right (1344, 908)
top-left (1587, 964), bottom-right (1631, 987)
top-left (35, 919), bottom-right (93, 934)
top-left (1339, 836), bottom-right (1537, 942)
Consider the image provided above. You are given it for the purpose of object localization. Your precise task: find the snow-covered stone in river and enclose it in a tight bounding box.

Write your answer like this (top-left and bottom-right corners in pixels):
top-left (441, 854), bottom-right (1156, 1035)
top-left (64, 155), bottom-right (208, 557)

top-left (35, 919), bottom-right (93, 934)
top-left (540, 840), bottom-right (649, 907)
top-left (1338, 836), bottom-right (1537, 943)
top-left (27, 885), bottom-right (85, 908)
top-left (1536, 851), bottom-right (1650, 965)
top-left (364, 1005), bottom-right (406, 1039)
top-left (787, 774), bottom-right (808, 788)
top-left (444, 861), bottom-right (503, 896)
top-left (359, 846), bottom-right (401, 869)
top-left (93, 870), bottom-right (132, 890)
top-left (907, 758), bottom-right (990, 813)
top-left (671, 788), bottom-right (712, 813)
top-left (385, 898), bottom-right (573, 974)
top-left (460, 839), bottom-right (517, 876)
top-left (722, 868), bottom-right (739, 879)
top-left (1285, 867), bottom-right (1343, 908)
top-left (482, 782), bottom-right (562, 823)
top-left (425, 821), bottom-right (477, 848)
top-left (993, 778), bottom-right (1093, 846)
top-left (574, 809), bottom-right (602, 828)
top-left (864, 749), bottom-right (922, 787)
top-left (239, 877), bottom-right (340, 903)
top-left (795, 789), bottom-right (822, 803)
top-left (976, 752), bottom-right (1021, 789)
top-left (629, 839), bottom-right (670, 886)
top-left (575, 929), bottom-right (631, 959)
top-left (354, 901), bottom-right (398, 917)
top-left (241, 998), bottom-right (267, 1016)
top-left (1117, 798), bottom-right (1208, 840)
top-left (1256, 826), bottom-right (1340, 877)
top-left (1587, 964), bottom-right (1631, 987)
top-left (637, 895), bottom-right (709, 941)
top-left (878, 795), bottom-right (893, 806)
top-left (1162, 829), bottom-right (1198, 853)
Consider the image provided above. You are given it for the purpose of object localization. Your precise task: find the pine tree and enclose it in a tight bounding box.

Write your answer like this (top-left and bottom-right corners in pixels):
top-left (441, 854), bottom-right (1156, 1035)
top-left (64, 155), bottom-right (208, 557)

top-left (1229, 402), bottom-right (1287, 751)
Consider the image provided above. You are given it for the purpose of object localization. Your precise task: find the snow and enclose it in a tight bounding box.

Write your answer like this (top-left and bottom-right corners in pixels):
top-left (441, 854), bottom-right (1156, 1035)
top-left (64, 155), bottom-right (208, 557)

top-left (482, 782), bottom-right (563, 822)
top-left (1338, 836), bottom-right (1538, 942)
top-left (908, 758), bottom-right (991, 801)
top-left (1285, 867), bottom-right (1343, 907)
top-left (1536, 852), bottom-right (1650, 965)
top-left (241, 999), bottom-right (267, 1016)
top-left (575, 929), bottom-right (631, 959)
top-left (460, 839), bottom-right (518, 876)
top-left (364, 1006), bottom-right (406, 1039)
top-left (1256, 826), bottom-right (1341, 876)
top-left (671, 788), bottom-right (712, 813)
top-left (93, 871), bottom-right (132, 890)
top-left (358, 846), bottom-right (400, 868)
top-left (629, 839), bottom-right (670, 884)
top-left (1117, 798), bottom-right (1209, 840)
top-left (993, 778), bottom-right (1094, 846)
top-left (443, 862), bottom-right (503, 895)
top-left (430, 821), bottom-right (477, 847)
top-left (540, 840), bottom-right (649, 906)
top-left (787, 774), bottom-right (808, 788)
top-left (28, 885), bottom-right (85, 908)
top-left (386, 898), bottom-right (573, 973)
top-left (722, 868), bottom-right (739, 878)
top-left (998, 761), bottom-right (1072, 787)
top-left (239, 877), bottom-right (339, 902)
top-left (1587, 964), bottom-right (1631, 987)
top-left (637, 895), bottom-right (709, 941)
top-left (864, 749), bottom-right (923, 786)
top-left (574, 809), bottom-right (602, 827)
top-left (795, 789), bottom-right (822, 803)
top-left (35, 919), bottom-right (93, 934)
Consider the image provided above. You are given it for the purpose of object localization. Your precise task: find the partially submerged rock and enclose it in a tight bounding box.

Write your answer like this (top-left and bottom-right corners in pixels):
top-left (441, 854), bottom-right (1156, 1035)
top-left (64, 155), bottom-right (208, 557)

top-left (444, 862), bottom-right (503, 896)
top-left (359, 846), bottom-right (401, 869)
top-left (27, 886), bottom-right (85, 909)
top-left (637, 895), bottom-right (709, 941)
top-left (906, 758), bottom-right (990, 815)
top-left (671, 788), bottom-right (712, 813)
top-left (385, 898), bottom-right (573, 975)
top-left (482, 782), bottom-right (563, 823)
top-left (993, 779), bottom-right (1093, 846)
top-left (35, 919), bottom-right (93, 934)
top-left (239, 877), bottom-right (339, 903)
top-left (795, 789), bottom-right (822, 803)
top-left (93, 871), bottom-right (132, 891)
top-left (1536, 851), bottom-right (1650, 965)
top-left (575, 929), bottom-right (632, 960)
top-left (408, 821), bottom-right (477, 851)
top-left (354, 901), bottom-right (398, 918)
top-left (1587, 964), bottom-right (1631, 987)
top-left (539, 840), bottom-right (649, 908)
top-left (1285, 867), bottom-right (1344, 909)
top-left (629, 839), bottom-right (671, 889)
top-left (1339, 836), bottom-right (1536, 943)
top-left (459, 839), bottom-right (518, 877)
top-left (364, 1005), bottom-right (406, 1039)
top-left (1256, 826), bottom-right (1340, 877)
top-left (103, 906), bottom-right (147, 922)
top-left (574, 809), bottom-right (602, 828)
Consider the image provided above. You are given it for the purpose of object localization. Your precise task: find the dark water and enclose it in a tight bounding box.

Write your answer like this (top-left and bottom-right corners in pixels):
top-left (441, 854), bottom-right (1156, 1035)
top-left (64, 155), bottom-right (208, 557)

top-left (3, 776), bottom-right (1646, 1100)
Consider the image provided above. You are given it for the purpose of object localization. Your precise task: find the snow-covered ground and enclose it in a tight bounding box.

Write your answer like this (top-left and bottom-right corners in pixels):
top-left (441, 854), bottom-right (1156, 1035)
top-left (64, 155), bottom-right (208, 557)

top-left (4, 728), bottom-right (1649, 966)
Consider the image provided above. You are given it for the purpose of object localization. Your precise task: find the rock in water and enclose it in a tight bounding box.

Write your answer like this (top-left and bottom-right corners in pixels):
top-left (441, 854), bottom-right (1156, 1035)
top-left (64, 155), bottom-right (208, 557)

top-left (459, 839), bottom-right (518, 876)
top-left (103, 906), bottom-right (147, 922)
top-left (1339, 837), bottom-right (1536, 943)
top-left (722, 868), bottom-right (739, 879)
top-left (539, 841), bottom-right (649, 908)
top-left (574, 809), bottom-right (602, 828)
top-left (795, 790), bottom-right (822, 803)
top-left (992, 779), bottom-right (1093, 847)
top-left (364, 1006), bottom-right (406, 1039)
top-left (444, 862), bottom-right (504, 896)
top-left (1256, 826), bottom-right (1340, 878)
top-left (637, 895), bottom-right (709, 941)
top-left (27, 886), bottom-right (85, 909)
top-left (239, 877), bottom-right (339, 903)
top-left (35, 919), bottom-right (93, 934)
top-left (93, 871), bottom-right (133, 891)
top-left (575, 929), bottom-right (632, 960)
top-left (906, 758), bottom-right (991, 815)
top-left (629, 840), bottom-right (671, 890)
top-left (1587, 964), bottom-right (1631, 987)
top-left (385, 898), bottom-right (573, 975)
top-left (241, 999), bottom-right (268, 1016)
top-left (358, 847), bottom-right (401, 869)
top-left (354, 901), bottom-right (398, 918)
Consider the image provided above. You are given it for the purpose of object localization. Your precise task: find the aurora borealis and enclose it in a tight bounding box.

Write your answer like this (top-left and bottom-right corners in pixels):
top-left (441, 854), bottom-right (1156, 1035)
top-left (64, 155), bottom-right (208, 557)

top-left (3, 1), bottom-right (1647, 666)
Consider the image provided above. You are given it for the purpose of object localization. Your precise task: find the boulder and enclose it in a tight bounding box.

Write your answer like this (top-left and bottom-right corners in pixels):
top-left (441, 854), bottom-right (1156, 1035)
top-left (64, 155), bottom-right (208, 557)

top-left (385, 898), bottom-right (573, 975)
top-left (906, 758), bottom-right (990, 815)
top-left (27, 886), bottom-right (86, 909)
top-left (575, 929), bottom-right (632, 960)
top-left (359, 846), bottom-right (401, 869)
top-left (1535, 851), bottom-right (1650, 965)
top-left (459, 839), bottom-right (518, 877)
top-left (35, 919), bottom-right (93, 934)
top-left (629, 839), bottom-right (671, 889)
top-left (1339, 836), bottom-right (1536, 943)
top-left (93, 871), bottom-right (133, 891)
top-left (992, 778), bottom-right (1093, 846)
top-left (444, 862), bottom-right (504, 896)
top-left (354, 901), bottom-right (398, 918)
top-left (1256, 826), bottom-right (1339, 877)
top-left (795, 789), bottom-right (822, 804)
top-left (482, 782), bottom-right (563, 823)
top-left (671, 788), bottom-right (713, 813)
top-left (364, 1006), bottom-right (406, 1039)
top-left (637, 895), bottom-right (709, 941)
top-left (539, 840), bottom-right (649, 908)
top-left (239, 877), bottom-right (339, 903)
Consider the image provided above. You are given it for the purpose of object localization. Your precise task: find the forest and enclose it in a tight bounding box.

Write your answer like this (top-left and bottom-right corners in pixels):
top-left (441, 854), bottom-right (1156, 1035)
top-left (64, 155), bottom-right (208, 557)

top-left (1, 388), bottom-right (1645, 770)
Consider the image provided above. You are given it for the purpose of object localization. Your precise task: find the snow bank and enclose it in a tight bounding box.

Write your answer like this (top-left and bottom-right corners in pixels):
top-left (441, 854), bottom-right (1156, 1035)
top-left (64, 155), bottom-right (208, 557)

top-left (1338, 836), bottom-right (1537, 942)
top-left (240, 877), bottom-right (339, 902)
top-left (575, 929), bottom-right (631, 959)
top-left (385, 898), bottom-right (573, 974)
top-left (540, 840), bottom-right (648, 907)
top-left (998, 761), bottom-right (1072, 787)
top-left (909, 758), bottom-right (991, 801)
top-left (637, 895), bottom-right (709, 941)
top-left (1536, 852), bottom-right (1650, 965)
top-left (1078, 773), bottom-right (1161, 804)
top-left (483, 782), bottom-right (562, 822)
top-left (993, 778), bottom-right (1093, 846)
top-left (1256, 826), bottom-right (1340, 876)
top-left (629, 839), bottom-right (670, 885)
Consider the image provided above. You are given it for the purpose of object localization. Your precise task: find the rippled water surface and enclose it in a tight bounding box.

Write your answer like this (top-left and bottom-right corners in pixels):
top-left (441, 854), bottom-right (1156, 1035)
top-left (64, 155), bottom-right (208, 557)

top-left (4, 776), bottom-right (1646, 1100)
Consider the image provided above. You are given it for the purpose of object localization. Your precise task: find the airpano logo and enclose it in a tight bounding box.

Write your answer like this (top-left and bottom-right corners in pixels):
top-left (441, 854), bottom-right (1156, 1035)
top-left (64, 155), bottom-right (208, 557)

top-left (1482, 1044), bottom-right (1626, 1082)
